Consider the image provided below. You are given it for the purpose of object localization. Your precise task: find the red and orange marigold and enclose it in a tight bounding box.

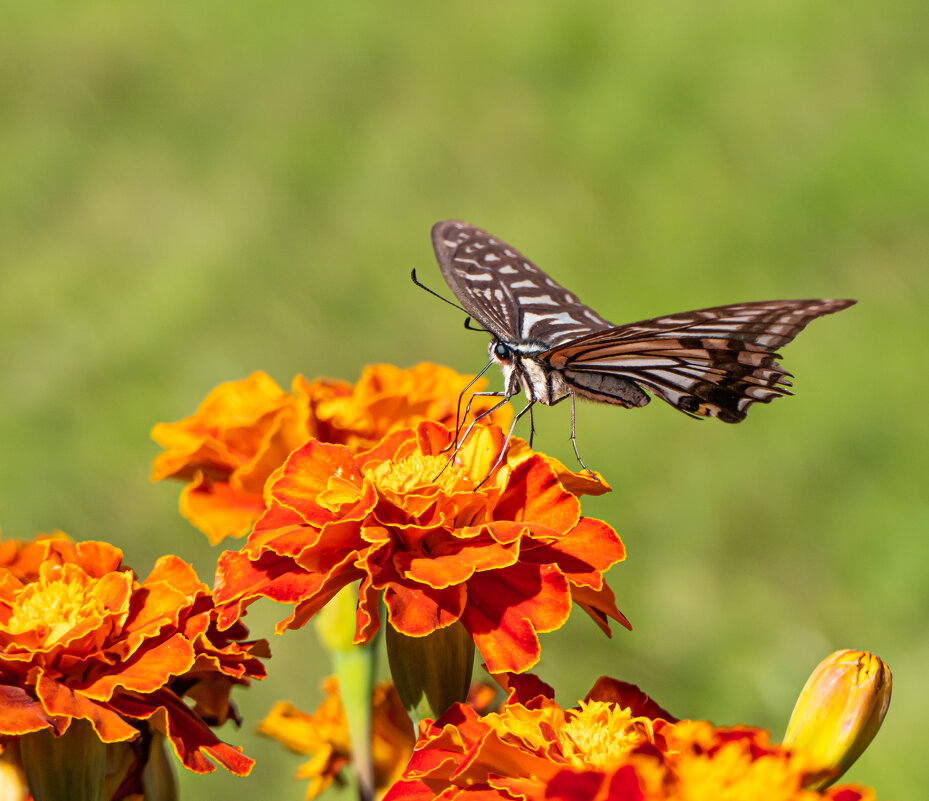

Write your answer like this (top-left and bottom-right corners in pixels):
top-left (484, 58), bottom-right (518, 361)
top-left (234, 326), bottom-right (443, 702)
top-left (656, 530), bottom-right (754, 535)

top-left (215, 419), bottom-right (627, 675)
top-left (383, 677), bottom-right (878, 801)
top-left (151, 364), bottom-right (512, 543)
top-left (0, 535), bottom-right (268, 779)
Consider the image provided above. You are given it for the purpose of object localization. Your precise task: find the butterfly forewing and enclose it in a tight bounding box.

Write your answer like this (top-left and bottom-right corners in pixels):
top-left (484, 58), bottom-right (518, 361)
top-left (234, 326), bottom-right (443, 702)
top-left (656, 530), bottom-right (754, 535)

top-left (542, 299), bottom-right (855, 422)
top-left (432, 220), bottom-right (613, 346)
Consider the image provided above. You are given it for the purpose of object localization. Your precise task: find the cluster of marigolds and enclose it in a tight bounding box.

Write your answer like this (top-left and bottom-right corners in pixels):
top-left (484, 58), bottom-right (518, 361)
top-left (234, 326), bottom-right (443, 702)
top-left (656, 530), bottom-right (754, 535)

top-left (0, 364), bottom-right (891, 801)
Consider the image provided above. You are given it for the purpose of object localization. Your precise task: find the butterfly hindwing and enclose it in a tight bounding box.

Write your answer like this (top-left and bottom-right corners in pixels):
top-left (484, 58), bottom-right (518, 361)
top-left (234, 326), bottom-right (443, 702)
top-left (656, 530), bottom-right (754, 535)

top-left (542, 299), bottom-right (855, 422)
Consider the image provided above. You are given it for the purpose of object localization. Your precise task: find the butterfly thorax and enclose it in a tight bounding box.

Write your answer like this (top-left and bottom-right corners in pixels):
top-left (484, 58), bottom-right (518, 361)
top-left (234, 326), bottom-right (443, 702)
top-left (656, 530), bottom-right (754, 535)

top-left (489, 338), bottom-right (571, 406)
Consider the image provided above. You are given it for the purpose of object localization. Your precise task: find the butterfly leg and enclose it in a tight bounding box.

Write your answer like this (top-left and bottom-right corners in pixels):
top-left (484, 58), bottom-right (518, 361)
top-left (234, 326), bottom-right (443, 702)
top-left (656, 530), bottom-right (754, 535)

top-left (475, 399), bottom-right (535, 489)
top-left (528, 403), bottom-right (536, 449)
top-left (441, 359), bottom-right (497, 455)
top-left (442, 389), bottom-right (507, 454)
top-left (435, 392), bottom-right (514, 480)
top-left (569, 394), bottom-right (599, 481)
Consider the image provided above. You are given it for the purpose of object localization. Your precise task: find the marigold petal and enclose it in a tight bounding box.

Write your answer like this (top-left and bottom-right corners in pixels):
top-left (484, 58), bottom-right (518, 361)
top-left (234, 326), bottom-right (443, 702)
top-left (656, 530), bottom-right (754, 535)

top-left (142, 555), bottom-right (206, 596)
top-left (494, 672), bottom-right (555, 705)
top-left (545, 769), bottom-right (617, 801)
top-left (70, 541), bottom-right (125, 577)
top-left (381, 779), bottom-right (439, 801)
top-left (180, 473), bottom-right (265, 544)
top-left (494, 456), bottom-right (580, 532)
top-left (0, 685), bottom-right (54, 735)
top-left (583, 678), bottom-right (677, 722)
top-left (82, 636), bottom-right (196, 700)
top-left (384, 584), bottom-right (466, 637)
top-left (570, 583), bottom-right (632, 636)
top-left (400, 540), bottom-right (518, 589)
top-left (463, 564), bottom-right (571, 674)
top-left (269, 441), bottom-right (361, 525)
top-left (214, 548), bottom-right (326, 613)
top-left (540, 518), bottom-right (627, 583)
top-left (506, 439), bottom-right (611, 499)
top-left (35, 674), bottom-right (139, 743)
top-left (110, 690), bottom-right (254, 775)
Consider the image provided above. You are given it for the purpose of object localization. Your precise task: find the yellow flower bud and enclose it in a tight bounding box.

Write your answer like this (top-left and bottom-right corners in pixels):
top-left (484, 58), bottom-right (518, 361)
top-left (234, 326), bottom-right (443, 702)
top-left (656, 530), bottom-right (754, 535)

top-left (783, 649), bottom-right (891, 789)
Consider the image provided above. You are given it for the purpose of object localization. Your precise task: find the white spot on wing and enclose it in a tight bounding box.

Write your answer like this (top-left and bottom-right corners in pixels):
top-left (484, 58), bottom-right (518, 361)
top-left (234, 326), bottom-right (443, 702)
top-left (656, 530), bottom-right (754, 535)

top-left (520, 311), bottom-right (583, 338)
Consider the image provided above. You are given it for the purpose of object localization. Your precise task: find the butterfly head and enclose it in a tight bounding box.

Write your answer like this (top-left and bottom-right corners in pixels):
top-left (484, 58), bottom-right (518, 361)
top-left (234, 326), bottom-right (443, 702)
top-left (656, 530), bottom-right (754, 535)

top-left (488, 339), bottom-right (525, 399)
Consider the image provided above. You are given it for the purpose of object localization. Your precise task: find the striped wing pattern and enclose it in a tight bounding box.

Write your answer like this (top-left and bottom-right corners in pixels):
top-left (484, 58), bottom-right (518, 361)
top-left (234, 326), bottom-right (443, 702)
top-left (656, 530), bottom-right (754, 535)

top-left (431, 220), bottom-right (613, 346)
top-left (542, 299), bottom-right (855, 422)
top-left (431, 219), bottom-right (855, 425)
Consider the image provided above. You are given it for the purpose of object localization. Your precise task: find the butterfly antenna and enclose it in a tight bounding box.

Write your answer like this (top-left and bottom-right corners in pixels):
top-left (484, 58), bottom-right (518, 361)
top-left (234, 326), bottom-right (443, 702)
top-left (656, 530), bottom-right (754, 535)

top-left (411, 269), bottom-right (472, 316)
top-left (464, 317), bottom-right (488, 333)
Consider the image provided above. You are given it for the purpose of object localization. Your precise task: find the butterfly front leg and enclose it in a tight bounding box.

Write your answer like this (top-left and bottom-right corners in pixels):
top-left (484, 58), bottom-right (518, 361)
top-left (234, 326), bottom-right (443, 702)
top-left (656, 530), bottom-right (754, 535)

top-left (442, 358), bottom-right (499, 455)
top-left (435, 387), bottom-right (516, 481)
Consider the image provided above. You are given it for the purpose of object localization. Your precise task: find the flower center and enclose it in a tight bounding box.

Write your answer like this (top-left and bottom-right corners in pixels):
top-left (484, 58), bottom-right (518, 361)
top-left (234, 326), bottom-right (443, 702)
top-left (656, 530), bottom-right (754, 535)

top-left (559, 701), bottom-right (657, 770)
top-left (6, 570), bottom-right (107, 645)
top-left (370, 453), bottom-right (472, 496)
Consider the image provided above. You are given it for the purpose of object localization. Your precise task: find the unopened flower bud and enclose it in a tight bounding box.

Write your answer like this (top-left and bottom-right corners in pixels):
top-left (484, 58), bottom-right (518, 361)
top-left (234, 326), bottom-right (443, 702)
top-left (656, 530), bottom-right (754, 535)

top-left (783, 649), bottom-right (891, 789)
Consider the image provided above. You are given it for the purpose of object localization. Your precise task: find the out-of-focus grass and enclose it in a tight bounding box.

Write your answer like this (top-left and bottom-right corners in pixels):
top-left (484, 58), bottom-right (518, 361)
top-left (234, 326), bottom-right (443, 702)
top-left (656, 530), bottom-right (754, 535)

top-left (1, 2), bottom-right (926, 798)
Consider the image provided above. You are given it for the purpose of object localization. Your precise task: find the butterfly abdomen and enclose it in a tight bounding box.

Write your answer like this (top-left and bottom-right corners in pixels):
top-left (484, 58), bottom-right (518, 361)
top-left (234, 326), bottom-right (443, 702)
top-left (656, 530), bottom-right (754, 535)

top-left (561, 369), bottom-right (651, 409)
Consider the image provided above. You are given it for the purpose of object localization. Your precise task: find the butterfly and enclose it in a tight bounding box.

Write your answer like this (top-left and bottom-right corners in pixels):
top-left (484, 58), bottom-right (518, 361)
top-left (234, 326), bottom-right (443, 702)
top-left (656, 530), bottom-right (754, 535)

top-left (426, 219), bottom-right (855, 475)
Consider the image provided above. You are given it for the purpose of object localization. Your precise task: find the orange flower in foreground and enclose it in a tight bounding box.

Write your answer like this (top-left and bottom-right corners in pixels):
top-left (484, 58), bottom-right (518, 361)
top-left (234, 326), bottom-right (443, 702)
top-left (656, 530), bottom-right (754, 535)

top-left (0, 536), bottom-right (268, 779)
top-left (215, 420), bottom-right (626, 674)
top-left (383, 678), bottom-right (877, 801)
top-left (151, 364), bottom-right (512, 543)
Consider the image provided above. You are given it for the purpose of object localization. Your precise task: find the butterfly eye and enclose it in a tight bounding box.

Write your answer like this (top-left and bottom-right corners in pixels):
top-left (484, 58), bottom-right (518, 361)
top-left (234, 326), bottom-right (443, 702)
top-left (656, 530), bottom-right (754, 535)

top-left (494, 343), bottom-right (511, 360)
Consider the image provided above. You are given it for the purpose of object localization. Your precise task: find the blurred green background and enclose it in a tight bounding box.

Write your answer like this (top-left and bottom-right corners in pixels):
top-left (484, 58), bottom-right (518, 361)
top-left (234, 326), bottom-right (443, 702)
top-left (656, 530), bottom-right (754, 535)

top-left (1, 1), bottom-right (926, 798)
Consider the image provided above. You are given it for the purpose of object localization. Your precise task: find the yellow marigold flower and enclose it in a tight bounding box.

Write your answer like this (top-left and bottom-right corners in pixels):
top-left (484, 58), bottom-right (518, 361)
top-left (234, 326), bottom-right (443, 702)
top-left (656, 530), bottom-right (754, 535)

top-left (382, 677), bottom-right (880, 801)
top-left (784, 650), bottom-right (892, 790)
top-left (151, 364), bottom-right (512, 543)
top-left (0, 535), bottom-right (268, 781)
top-left (259, 677), bottom-right (497, 800)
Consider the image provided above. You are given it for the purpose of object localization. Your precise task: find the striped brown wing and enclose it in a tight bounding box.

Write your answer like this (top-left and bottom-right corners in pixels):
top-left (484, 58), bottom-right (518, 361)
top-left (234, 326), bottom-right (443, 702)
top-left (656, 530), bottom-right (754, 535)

top-left (431, 220), bottom-right (613, 346)
top-left (542, 299), bottom-right (855, 422)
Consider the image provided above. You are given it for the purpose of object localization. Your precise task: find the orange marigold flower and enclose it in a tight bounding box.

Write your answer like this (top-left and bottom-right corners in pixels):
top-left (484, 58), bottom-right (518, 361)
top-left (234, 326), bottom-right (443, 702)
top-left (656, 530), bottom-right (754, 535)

top-left (151, 364), bottom-right (512, 543)
top-left (0, 536), bottom-right (268, 779)
top-left (215, 420), bottom-right (627, 675)
top-left (383, 678), bottom-right (878, 801)
top-left (304, 362), bottom-right (512, 451)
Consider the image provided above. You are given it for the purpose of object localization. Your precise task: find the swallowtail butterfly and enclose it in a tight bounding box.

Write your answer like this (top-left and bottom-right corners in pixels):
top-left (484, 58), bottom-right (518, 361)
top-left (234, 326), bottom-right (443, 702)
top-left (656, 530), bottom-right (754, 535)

top-left (428, 219), bottom-right (855, 473)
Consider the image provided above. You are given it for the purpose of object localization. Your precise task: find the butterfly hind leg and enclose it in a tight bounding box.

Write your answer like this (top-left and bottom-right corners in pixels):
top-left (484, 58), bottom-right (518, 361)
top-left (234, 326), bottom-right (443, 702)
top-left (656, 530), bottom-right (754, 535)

top-left (569, 394), bottom-right (599, 481)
